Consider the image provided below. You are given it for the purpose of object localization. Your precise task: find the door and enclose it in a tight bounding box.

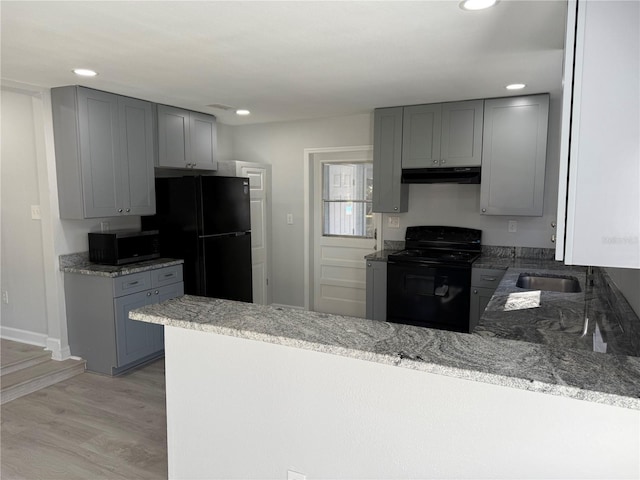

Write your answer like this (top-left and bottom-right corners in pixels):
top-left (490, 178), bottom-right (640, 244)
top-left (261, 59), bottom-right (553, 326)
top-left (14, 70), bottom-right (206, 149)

top-left (119, 96), bottom-right (155, 215)
top-left (77, 87), bottom-right (121, 218)
top-left (200, 176), bottom-right (251, 235)
top-left (313, 155), bottom-right (377, 317)
top-left (189, 112), bottom-right (217, 170)
top-left (201, 234), bottom-right (253, 302)
top-left (238, 164), bottom-right (271, 305)
top-left (157, 105), bottom-right (190, 168)
top-left (402, 103), bottom-right (442, 168)
top-left (114, 290), bottom-right (156, 367)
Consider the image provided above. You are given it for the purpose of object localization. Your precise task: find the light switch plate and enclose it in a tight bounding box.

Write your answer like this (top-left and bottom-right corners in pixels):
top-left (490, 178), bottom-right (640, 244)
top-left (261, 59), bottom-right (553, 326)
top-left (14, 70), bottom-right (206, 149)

top-left (508, 220), bottom-right (517, 233)
top-left (388, 216), bottom-right (400, 228)
top-left (287, 471), bottom-right (306, 480)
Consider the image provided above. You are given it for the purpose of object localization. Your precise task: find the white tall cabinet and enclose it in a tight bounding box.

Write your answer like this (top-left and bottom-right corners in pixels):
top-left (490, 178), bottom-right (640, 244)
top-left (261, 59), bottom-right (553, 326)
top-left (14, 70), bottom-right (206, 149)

top-left (557, 0), bottom-right (639, 268)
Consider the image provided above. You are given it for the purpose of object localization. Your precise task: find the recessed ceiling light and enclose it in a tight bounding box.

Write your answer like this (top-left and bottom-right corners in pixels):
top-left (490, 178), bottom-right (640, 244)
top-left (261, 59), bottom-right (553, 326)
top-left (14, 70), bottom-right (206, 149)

top-left (235, 109), bottom-right (250, 116)
top-left (73, 68), bottom-right (98, 77)
top-left (460, 0), bottom-right (497, 11)
top-left (506, 83), bottom-right (526, 90)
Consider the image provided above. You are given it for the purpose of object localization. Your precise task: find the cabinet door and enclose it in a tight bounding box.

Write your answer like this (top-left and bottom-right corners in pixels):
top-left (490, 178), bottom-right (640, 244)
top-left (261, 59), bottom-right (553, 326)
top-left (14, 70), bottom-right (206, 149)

top-left (189, 112), bottom-right (218, 171)
top-left (150, 282), bottom-right (185, 351)
top-left (469, 287), bottom-right (495, 333)
top-left (365, 260), bottom-right (387, 321)
top-left (480, 94), bottom-right (549, 216)
top-left (561, 1), bottom-right (639, 268)
top-left (77, 87), bottom-right (122, 218)
top-left (119, 96), bottom-right (156, 215)
top-left (441, 100), bottom-right (483, 167)
top-left (402, 104), bottom-right (442, 168)
top-left (114, 289), bottom-right (157, 367)
top-left (373, 107), bottom-right (408, 213)
top-left (157, 105), bottom-right (190, 168)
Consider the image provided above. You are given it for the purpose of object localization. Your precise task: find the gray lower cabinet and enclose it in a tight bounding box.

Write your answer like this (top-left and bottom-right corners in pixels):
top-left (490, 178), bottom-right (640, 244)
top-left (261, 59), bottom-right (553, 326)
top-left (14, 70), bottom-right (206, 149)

top-left (156, 105), bottom-right (217, 170)
top-left (403, 100), bottom-right (483, 169)
top-left (480, 94), bottom-right (549, 216)
top-left (373, 107), bottom-right (408, 213)
top-left (365, 259), bottom-right (387, 321)
top-left (51, 86), bottom-right (155, 219)
top-left (65, 265), bottom-right (184, 375)
top-left (469, 268), bottom-right (505, 332)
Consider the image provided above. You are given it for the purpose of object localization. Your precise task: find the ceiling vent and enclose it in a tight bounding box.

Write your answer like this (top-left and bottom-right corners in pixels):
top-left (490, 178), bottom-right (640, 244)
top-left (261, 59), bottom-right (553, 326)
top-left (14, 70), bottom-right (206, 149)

top-left (206, 103), bottom-right (235, 111)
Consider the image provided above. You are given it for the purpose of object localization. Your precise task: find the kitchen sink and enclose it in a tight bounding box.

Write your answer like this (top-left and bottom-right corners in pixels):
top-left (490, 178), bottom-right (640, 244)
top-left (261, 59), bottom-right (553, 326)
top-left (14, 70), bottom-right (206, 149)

top-left (516, 273), bottom-right (582, 293)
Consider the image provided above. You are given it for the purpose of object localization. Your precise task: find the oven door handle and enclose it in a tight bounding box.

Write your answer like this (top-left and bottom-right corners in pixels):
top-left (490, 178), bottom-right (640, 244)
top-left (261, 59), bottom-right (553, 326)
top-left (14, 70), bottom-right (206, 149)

top-left (434, 284), bottom-right (449, 297)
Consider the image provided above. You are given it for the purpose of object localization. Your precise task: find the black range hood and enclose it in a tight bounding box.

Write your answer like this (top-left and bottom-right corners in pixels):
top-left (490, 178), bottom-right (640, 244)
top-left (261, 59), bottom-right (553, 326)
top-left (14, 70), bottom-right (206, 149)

top-left (402, 166), bottom-right (481, 184)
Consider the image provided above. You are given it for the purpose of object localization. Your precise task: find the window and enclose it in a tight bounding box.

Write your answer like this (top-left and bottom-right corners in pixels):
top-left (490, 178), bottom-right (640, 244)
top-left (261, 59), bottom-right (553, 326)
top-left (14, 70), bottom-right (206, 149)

top-left (322, 162), bottom-right (374, 238)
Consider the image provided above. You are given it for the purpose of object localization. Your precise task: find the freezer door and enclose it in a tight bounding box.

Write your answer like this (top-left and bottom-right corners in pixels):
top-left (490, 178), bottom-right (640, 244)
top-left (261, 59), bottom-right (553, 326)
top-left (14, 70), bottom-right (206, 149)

top-left (201, 233), bottom-right (253, 302)
top-left (199, 176), bottom-right (251, 236)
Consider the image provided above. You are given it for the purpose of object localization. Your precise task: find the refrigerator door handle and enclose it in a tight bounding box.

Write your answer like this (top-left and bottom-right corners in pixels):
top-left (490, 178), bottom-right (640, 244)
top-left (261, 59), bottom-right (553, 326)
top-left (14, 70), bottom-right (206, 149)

top-left (199, 231), bottom-right (251, 239)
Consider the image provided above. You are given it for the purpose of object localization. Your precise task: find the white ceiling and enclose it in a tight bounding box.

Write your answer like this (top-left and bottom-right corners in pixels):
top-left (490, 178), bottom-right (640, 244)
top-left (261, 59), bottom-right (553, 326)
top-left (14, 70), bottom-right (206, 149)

top-left (1, 1), bottom-right (568, 125)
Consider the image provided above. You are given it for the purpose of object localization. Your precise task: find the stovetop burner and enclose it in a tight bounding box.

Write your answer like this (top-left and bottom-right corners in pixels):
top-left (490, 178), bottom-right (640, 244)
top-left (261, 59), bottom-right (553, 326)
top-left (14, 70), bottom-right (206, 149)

top-left (388, 226), bottom-right (482, 266)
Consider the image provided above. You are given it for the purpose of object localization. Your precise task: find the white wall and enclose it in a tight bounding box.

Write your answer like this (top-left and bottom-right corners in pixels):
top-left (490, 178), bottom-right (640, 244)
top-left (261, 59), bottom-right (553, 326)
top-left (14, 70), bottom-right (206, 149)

top-left (165, 327), bottom-right (640, 480)
top-left (1, 90), bottom-right (49, 339)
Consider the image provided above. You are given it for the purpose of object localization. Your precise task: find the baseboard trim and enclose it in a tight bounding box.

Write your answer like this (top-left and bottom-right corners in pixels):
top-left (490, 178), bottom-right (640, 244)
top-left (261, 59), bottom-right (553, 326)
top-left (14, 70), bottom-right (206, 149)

top-left (1, 327), bottom-right (48, 347)
top-left (270, 303), bottom-right (305, 310)
top-left (45, 337), bottom-right (71, 361)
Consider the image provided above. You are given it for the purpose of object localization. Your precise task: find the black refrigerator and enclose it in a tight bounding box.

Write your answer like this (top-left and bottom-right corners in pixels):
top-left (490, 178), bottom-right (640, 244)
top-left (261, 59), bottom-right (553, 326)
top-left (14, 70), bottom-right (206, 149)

top-left (142, 176), bottom-right (252, 303)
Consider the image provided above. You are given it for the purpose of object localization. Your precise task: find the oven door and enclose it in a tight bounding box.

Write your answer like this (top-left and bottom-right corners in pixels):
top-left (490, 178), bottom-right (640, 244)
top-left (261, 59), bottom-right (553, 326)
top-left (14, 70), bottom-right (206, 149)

top-left (387, 261), bottom-right (472, 333)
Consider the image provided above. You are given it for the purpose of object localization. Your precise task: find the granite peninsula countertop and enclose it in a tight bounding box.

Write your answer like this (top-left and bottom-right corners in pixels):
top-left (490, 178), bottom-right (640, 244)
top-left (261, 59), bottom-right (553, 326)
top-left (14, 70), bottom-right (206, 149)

top-left (61, 257), bottom-right (184, 277)
top-left (130, 295), bottom-right (640, 410)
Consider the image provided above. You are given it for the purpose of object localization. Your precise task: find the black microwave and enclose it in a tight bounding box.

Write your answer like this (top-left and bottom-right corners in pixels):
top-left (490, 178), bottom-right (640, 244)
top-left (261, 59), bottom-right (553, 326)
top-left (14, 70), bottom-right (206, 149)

top-left (88, 230), bottom-right (160, 266)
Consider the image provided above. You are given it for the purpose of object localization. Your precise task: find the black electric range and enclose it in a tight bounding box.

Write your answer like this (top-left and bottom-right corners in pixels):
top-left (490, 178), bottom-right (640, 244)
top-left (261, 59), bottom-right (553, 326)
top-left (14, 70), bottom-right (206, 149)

top-left (387, 226), bottom-right (481, 333)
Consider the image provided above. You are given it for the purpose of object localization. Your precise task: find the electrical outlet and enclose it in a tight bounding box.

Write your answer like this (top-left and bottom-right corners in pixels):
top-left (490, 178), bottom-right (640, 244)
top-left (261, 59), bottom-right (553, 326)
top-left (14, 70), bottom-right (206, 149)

top-left (31, 205), bottom-right (41, 220)
top-left (387, 216), bottom-right (400, 228)
top-left (287, 471), bottom-right (306, 480)
top-left (2, 291), bottom-right (8, 304)
top-left (287, 213), bottom-right (294, 225)
top-left (508, 220), bottom-right (517, 233)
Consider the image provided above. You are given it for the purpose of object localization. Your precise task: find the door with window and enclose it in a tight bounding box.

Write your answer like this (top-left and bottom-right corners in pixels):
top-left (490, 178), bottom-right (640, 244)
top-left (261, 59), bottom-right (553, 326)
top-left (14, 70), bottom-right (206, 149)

top-left (313, 158), bottom-right (377, 317)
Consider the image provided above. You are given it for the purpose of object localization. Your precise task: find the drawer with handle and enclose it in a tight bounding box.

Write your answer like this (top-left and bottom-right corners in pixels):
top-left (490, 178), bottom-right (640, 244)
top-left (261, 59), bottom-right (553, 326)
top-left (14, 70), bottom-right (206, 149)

top-left (113, 271), bottom-right (152, 297)
top-left (471, 268), bottom-right (506, 289)
top-left (151, 265), bottom-right (184, 288)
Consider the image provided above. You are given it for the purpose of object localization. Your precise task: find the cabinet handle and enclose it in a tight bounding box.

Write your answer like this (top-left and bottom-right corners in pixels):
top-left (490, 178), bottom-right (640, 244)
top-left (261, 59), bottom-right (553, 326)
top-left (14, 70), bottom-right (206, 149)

top-left (367, 263), bottom-right (372, 267)
top-left (481, 276), bottom-right (497, 281)
top-left (163, 273), bottom-right (174, 278)
top-left (126, 281), bottom-right (139, 286)
top-left (125, 208), bottom-right (130, 213)
top-left (473, 289), bottom-right (478, 294)
top-left (433, 160), bottom-right (439, 165)
top-left (441, 159), bottom-right (446, 164)
top-left (154, 290), bottom-right (159, 295)
top-left (481, 208), bottom-right (486, 213)
top-left (186, 163), bottom-right (192, 168)
top-left (147, 292), bottom-right (152, 297)
top-left (394, 207), bottom-right (398, 211)
top-left (192, 163), bottom-right (197, 167)
top-left (118, 208), bottom-right (123, 213)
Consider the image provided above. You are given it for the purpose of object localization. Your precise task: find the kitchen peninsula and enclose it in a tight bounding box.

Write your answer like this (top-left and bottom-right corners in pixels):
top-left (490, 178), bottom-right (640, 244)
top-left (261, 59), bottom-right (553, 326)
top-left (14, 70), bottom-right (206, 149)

top-left (130, 295), bottom-right (640, 479)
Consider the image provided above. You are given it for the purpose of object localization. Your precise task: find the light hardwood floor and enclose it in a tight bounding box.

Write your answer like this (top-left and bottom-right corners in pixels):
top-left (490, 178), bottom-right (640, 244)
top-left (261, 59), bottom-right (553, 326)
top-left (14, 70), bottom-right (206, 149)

top-left (1, 358), bottom-right (167, 479)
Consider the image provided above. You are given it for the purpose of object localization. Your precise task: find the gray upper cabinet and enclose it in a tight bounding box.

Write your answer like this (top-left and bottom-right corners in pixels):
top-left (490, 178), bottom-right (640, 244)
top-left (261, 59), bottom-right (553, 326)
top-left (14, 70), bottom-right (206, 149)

top-left (51, 86), bottom-right (155, 219)
top-left (156, 105), bottom-right (217, 170)
top-left (402, 100), bottom-right (483, 169)
top-left (480, 94), bottom-right (549, 216)
top-left (402, 104), bottom-right (441, 168)
top-left (373, 107), bottom-right (408, 213)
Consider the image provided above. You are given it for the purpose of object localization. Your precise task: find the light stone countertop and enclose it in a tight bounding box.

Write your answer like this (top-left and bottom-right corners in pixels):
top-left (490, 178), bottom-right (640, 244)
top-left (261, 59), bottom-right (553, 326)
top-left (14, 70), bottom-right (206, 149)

top-left (130, 295), bottom-right (640, 410)
top-left (61, 257), bottom-right (184, 277)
